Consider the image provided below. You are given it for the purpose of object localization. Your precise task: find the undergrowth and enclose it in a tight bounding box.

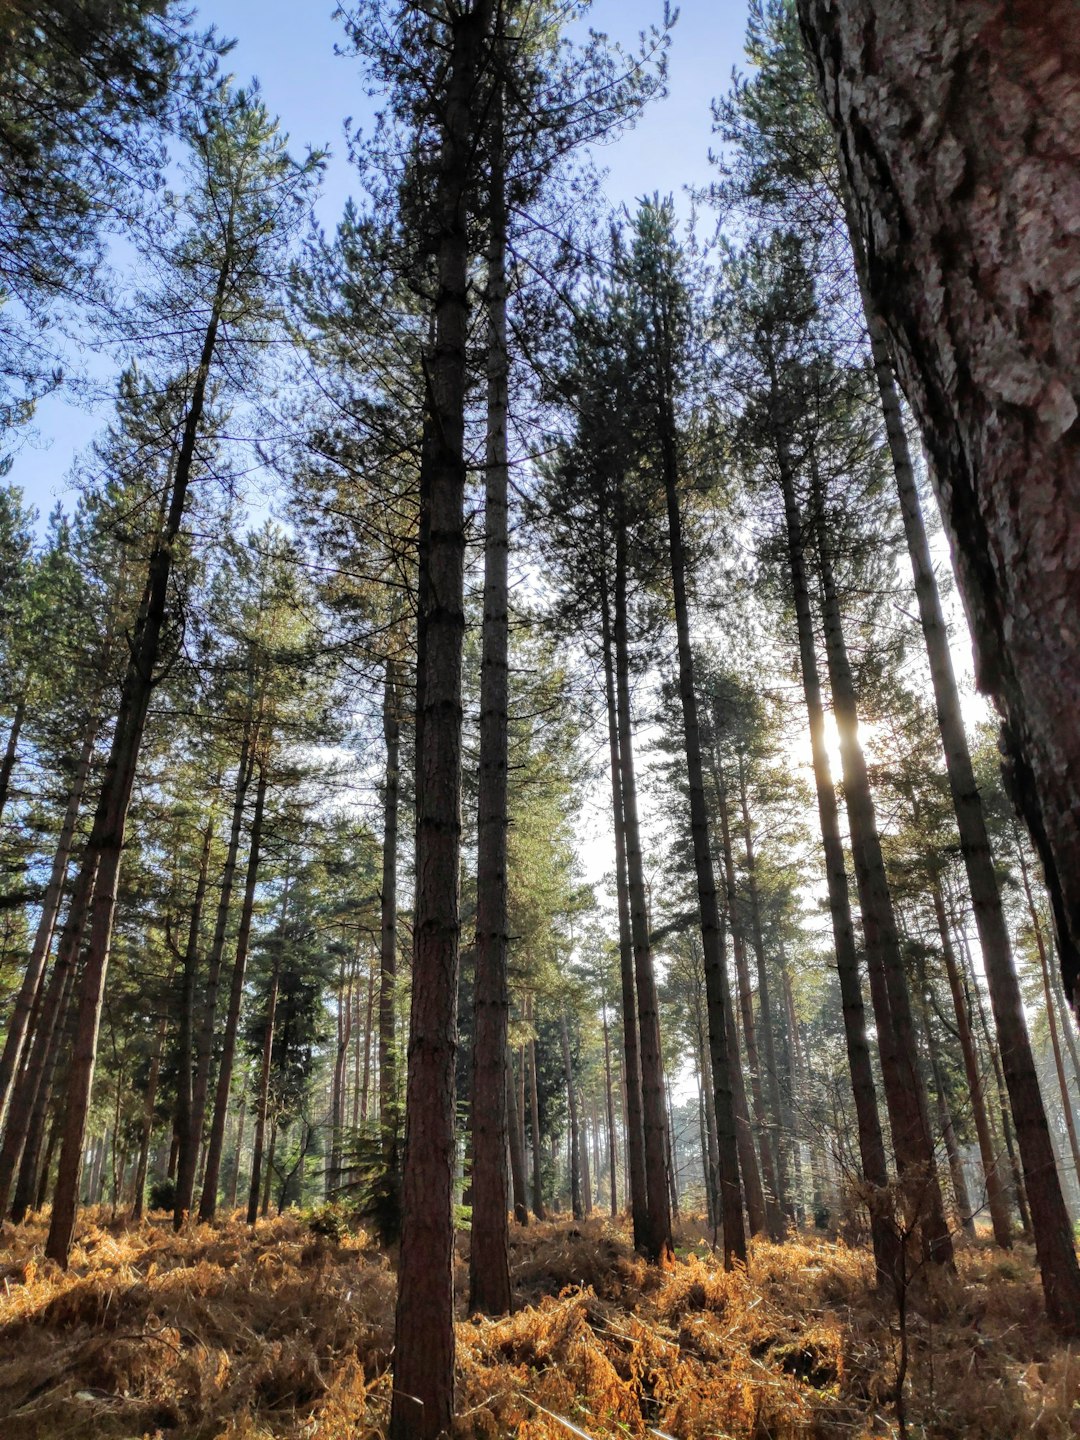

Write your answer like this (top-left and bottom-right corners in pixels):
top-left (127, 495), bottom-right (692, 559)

top-left (0, 1208), bottom-right (1077, 1438)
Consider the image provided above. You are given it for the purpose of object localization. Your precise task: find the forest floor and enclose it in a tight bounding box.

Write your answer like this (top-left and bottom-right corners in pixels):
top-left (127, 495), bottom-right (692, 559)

top-left (0, 1208), bottom-right (1078, 1439)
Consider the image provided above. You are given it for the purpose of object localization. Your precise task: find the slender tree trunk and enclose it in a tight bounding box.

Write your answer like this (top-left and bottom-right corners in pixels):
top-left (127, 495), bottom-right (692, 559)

top-left (0, 856), bottom-right (96, 1218)
top-left (931, 878), bottom-right (1012, 1245)
top-left (0, 719), bottom-right (96, 1129)
top-left (656, 458), bottom-right (744, 1265)
top-left (714, 757), bottom-right (782, 1238)
top-left (602, 571), bottom-right (648, 1247)
top-left (131, 965), bottom-right (174, 1222)
top-left (613, 522), bottom-right (673, 1264)
top-left (330, 959), bottom-right (352, 1194)
top-left (391, 7), bottom-right (493, 1432)
top-left (601, 997), bottom-right (618, 1217)
top-left (812, 459), bottom-right (952, 1265)
top-left (469, 101), bottom-right (512, 1311)
top-left (174, 818), bottom-right (216, 1230)
top-left (724, 937), bottom-right (768, 1238)
top-left (260, 1116), bottom-right (277, 1218)
top-left (527, 1002), bottom-right (546, 1221)
top-left (1021, 843), bottom-right (1080, 1206)
top-left (774, 433), bottom-right (896, 1279)
top-left (505, 1048), bottom-right (528, 1226)
top-left (738, 758), bottom-right (790, 1223)
top-left (560, 1014), bottom-right (583, 1220)
top-left (227, 1084), bottom-right (247, 1212)
top-left (379, 655), bottom-right (400, 1150)
top-left (198, 765), bottom-right (267, 1219)
top-left (46, 254), bottom-right (230, 1268)
top-left (178, 729), bottom-right (253, 1220)
top-left (579, 1099), bottom-right (593, 1216)
top-left (0, 694), bottom-right (25, 824)
top-left (247, 939), bottom-right (283, 1226)
top-left (918, 987), bottom-right (976, 1238)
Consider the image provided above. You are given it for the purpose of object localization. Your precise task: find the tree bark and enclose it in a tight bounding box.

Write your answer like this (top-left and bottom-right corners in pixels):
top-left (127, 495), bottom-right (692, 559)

top-left (613, 520), bottom-right (673, 1264)
top-left (0, 694), bottom-right (25, 824)
top-left (247, 929), bottom-right (283, 1226)
top-left (174, 818), bottom-right (216, 1230)
top-left (560, 1013), bottom-right (583, 1221)
top-left (602, 565), bottom-right (648, 1247)
top-left (774, 431), bottom-right (897, 1279)
top-left (46, 253), bottom-right (230, 1267)
top-left (0, 718), bottom-right (96, 1130)
top-left (199, 764), bottom-right (268, 1221)
top-left (918, 987), bottom-right (975, 1239)
top-left (505, 1047), bottom-right (529, 1226)
top-left (379, 655), bottom-right (400, 1157)
top-left (601, 996), bottom-right (618, 1217)
top-left (798, 0), bottom-right (1080, 1022)
top-left (527, 1001), bottom-right (546, 1220)
top-left (813, 461), bottom-right (953, 1266)
top-left (391, 5), bottom-right (493, 1432)
top-left (469, 95), bottom-right (512, 1311)
top-left (930, 877), bottom-right (1012, 1246)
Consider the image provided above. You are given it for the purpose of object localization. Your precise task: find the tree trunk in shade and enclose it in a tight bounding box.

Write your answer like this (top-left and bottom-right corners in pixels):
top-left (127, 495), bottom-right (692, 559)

top-left (613, 521), bottom-right (673, 1265)
top-left (527, 1000), bottom-right (546, 1221)
top-left (930, 877), bottom-right (1012, 1247)
top-left (601, 997), bottom-right (618, 1217)
top-left (812, 458), bottom-right (953, 1267)
top-left (560, 1014), bottom-right (583, 1220)
top-left (199, 765), bottom-right (267, 1221)
top-left (774, 424), bottom-right (897, 1282)
top-left (174, 817), bottom-right (216, 1230)
top-left (469, 91), bottom-right (512, 1311)
top-left (391, 6), bottom-right (494, 1431)
top-left (379, 655), bottom-right (400, 1169)
top-left (505, 1048), bottom-right (529, 1225)
top-left (0, 694), bottom-right (25, 824)
top-left (798, 0), bottom-right (1080, 1032)
top-left (0, 717), bottom-right (96, 1131)
top-left (602, 565), bottom-right (647, 1247)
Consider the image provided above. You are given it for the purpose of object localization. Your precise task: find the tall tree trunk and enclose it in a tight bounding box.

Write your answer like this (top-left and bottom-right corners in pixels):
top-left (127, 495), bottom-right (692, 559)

top-left (174, 818), bottom-right (216, 1230)
top-left (0, 854), bottom-right (96, 1218)
top-left (198, 766), bottom-right (267, 1220)
top-left (330, 958), bottom-right (352, 1195)
top-left (918, 987), bottom-right (976, 1239)
top-left (601, 996), bottom-right (618, 1217)
top-left (527, 1001), bottom-right (546, 1221)
top-left (0, 694), bottom-right (25, 824)
top-left (0, 718), bottom-right (96, 1129)
top-left (131, 962), bottom-right (175, 1222)
top-left (560, 1013), bottom-right (583, 1221)
top-left (1021, 842), bottom-right (1080, 1207)
top-left (46, 254), bottom-right (230, 1268)
top-left (737, 756), bottom-right (790, 1223)
top-left (227, 1083), bottom-right (247, 1212)
top-left (724, 940), bottom-right (768, 1238)
top-left (391, 6), bottom-right (493, 1432)
top-left (812, 462), bottom-right (953, 1266)
top-left (713, 756), bottom-right (783, 1238)
top-left (613, 520), bottom-right (673, 1265)
top-left (178, 728), bottom-right (253, 1220)
top-left (601, 571), bottom-right (647, 1247)
top-left (505, 1047), bottom-right (529, 1226)
top-left (657, 445), bottom-right (744, 1266)
top-left (930, 879), bottom-right (1012, 1245)
top-left (774, 432), bottom-right (896, 1279)
top-left (379, 655), bottom-right (400, 1153)
top-left (469, 98), bottom-right (512, 1312)
top-left (799, 0), bottom-right (1080, 1018)
top-left (247, 936), bottom-right (283, 1226)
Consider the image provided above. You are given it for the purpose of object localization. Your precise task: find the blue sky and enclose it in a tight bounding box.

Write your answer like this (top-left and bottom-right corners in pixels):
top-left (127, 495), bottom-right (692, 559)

top-left (9, 1), bottom-right (751, 523)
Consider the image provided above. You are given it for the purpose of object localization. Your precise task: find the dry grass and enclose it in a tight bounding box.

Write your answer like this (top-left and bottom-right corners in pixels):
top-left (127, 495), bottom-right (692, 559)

top-left (0, 1208), bottom-right (1077, 1438)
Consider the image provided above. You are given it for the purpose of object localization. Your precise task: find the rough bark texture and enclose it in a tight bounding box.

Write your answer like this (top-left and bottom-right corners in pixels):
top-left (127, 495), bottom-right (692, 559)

top-left (798, 0), bottom-right (1080, 1011)
top-left (469, 112), bottom-right (512, 1312)
top-left (391, 5), bottom-right (492, 1432)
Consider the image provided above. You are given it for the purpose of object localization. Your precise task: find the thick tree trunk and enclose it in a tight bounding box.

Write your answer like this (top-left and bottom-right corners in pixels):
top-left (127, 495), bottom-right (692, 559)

top-left (775, 439), bottom-right (896, 1279)
top-left (613, 522), bottom-right (673, 1264)
top-left (602, 570), bottom-right (648, 1247)
top-left (657, 423), bottom-right (745, 1266)
top-left (813, 468), bottom-right (953, 1266)
top-left (199, 765), bottom-right (267, 1221)
top-left (469, 106), bottom-right (512, 1313)
top-left (931, 879), bottom-right (1012, 1246)
top-left (0, 718), bottom-right (96, 1130)
top-left (798, 0), bottom-right (1080, 1023)
top-left (46, 255), bottom-right (230, 1268)
top-left (174, 818), bottom-right (216, 1230)
top-left (391, 6), bottom-right (493, 1433)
